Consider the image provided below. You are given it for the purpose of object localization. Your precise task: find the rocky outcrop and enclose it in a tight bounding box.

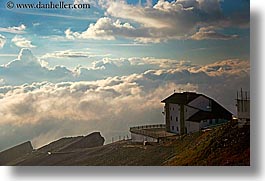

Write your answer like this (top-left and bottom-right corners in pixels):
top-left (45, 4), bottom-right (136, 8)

top-left (0, 141), bottom-right (33, 165)
top-left (61, 132), bottom-right (105, 151)
top-left (38, 136), bottom-right (84, 152)
top-left (0, 132), bottom-right (105, 165)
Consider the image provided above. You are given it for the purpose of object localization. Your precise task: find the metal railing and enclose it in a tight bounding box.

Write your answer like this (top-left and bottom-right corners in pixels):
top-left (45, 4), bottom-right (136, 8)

top-left (130, 124), bottom-right (165, 131)
top-left (130, 124), bottom-right (166, 139)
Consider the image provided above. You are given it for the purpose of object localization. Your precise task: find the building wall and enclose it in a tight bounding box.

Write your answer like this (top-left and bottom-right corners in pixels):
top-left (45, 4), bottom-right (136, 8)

top-left (164, 95), bottom-right (230, 135)
top-left (168, 103), bottom-right (180, 134)
top-left (131, 133), bottom-right (158, 143)
top-left (199, 118), bottom-right (229, 129)
top-left (167, 103), bottom-right (202, 134)
top-left (167, 104), bottom-right (201, 134)
top-left (188, 95), bottom-right (212, 112)
top-left (186, 118), bottom-right (229, 134)
top-left (164, 103), bottom-right (171, 132)
top-left (185, 121), bottom-right (200, 133)
top-left (237, 99), bottom-right (250, 120)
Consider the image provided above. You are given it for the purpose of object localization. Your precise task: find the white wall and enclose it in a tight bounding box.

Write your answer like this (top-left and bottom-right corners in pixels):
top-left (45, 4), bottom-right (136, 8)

top-left (131, 133), bottom-right (158, 143)
top-left (188, 95), bottom-right (212, 112)
top-left (169, 103), bottom-right (180, 134)
top-left (185, 121), bottom-right (200, 133)
top-left (237, 100), bottom-right (250, 120)
top-left (168, 104), bottom-right (201, 134)
top-left (167, 96), bottom-right (228, 135)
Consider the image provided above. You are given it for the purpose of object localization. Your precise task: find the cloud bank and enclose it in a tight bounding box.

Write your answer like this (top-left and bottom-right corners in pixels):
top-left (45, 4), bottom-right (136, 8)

top-left (66, 0), bottom-right (248, 43)
top-left (0, 49), bottom-right (249, 86)
top-left (0, 48), bottom-right (249, 151)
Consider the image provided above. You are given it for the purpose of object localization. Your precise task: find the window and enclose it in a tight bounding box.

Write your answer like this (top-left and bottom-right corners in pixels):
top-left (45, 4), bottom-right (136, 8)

top-left (173, 107), bottom-right (174, 111)
top-left (171, 116), bottom-right (172, 121)
top-left (209, 119), bottom-right (212, 124)
top-left (176, 127), bottom-right (179, 131)
top-left (172, 126), bottom-right (174, 130)
top-left (176, 117), bottom-right (178, 122)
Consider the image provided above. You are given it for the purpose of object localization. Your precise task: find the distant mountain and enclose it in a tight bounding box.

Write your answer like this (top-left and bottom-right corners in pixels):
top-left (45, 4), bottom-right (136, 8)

top-left (37, 132), bottom-right (105, 153)
top-left (0, 123), bottom-right (249, 166)
top-left (0, 141), bottom-right (33, 165)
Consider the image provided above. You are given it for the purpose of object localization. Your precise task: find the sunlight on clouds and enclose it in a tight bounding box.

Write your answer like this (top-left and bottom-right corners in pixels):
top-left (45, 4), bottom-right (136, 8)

top-left (190, 26), bottom-right (239, 40)
top-left (0, 79), bottom-right (194, 149)
top-left (0, 48), bottom-right (249, 150)
top-left (64, 0), bottom-right (248, 43)
top-left (11, 36), bottom-right (36, 48)
top-left (41, 49), bottom-right (111, 59)
top-left (65, 17), bottom-right (135, 40)
top-left (0, 24), bottom-right (26, 34)
top-left (0, 34), bottom-right (6, 48)
top-left (0, 64), bottom-right (248, 150)
top-left (0, 0), bottom-right (250, 153)
top-left (0, 49), bottom-right (249, 86)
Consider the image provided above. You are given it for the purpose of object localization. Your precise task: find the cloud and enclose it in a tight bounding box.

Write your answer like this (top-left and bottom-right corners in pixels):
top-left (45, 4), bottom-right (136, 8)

top-left (67, 0), bottom-right (247, 43)
top-left (32, 22), bottom-right (40, 27)
top-left (65, 17), bottom-right (137, 40)
top-left (189, 59), bottom-right (250, 76)
top-left (0, 34), bottom-right (6, 48)
top-left (41, 49), bottom-right (111, 59)
top-left (0, 24), bottom-right (26, 34)
top-left (190, 27), bottom-right (239, 40)
top-left (0, 49), bottom-right (249, 151)
top-left (0, 48), bottom-right (249, 87)
top-left (0, 49), bottom-right (74, 85)
top-left (0, 55), bottom-right (249, 150)
top-left (11, 36), bottom-right (36, 48)
top-left (0, 78), bottom-right (4, 85)
top-left (0, 79), bottom-right (183, 150)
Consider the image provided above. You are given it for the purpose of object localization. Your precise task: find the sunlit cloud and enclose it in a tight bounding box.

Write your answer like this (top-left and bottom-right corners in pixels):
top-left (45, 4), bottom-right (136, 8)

top-left (66, 0), bottom-right (247, 43)
top-left (41, 49), bottom-right (111, 59)
top-left (0, 0), bottom-right (250, 153)
top-left (0, 34), bottom-right (6, 48)
top-left (11, 36), bottom-right (36, 48)
top-left (0, 24), bottom-right (26, 34)
top-left (190, 27), bottom-right (239, 40)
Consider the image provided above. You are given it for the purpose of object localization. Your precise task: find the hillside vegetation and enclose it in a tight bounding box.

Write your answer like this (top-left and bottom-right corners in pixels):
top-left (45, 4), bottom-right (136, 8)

top-left (164, 122), bottom-right (250, 166)
top-left (0, 122), bottom-right (249, 166)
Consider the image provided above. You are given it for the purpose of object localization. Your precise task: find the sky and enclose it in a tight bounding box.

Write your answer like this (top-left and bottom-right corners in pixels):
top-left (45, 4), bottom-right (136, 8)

top-left (0, 0), bottom-right (250, 151)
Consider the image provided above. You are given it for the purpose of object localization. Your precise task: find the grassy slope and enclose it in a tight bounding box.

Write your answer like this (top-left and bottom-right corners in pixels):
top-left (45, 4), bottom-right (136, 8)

top-left (11, 122), bottom-right (250, 166)
top-left (165, 122), bottom-right (250, 166)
